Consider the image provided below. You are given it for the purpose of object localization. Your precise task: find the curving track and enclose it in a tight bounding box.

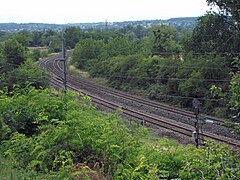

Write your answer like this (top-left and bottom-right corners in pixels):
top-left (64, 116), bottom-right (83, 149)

top-left (38, 53), bottom-right (240, 148)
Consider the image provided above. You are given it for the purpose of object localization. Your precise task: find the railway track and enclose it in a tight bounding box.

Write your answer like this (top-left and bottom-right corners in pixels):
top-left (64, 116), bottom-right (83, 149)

top-left (41, 54), bottom-right (232, 134)
top-left (38, 53), bottom-right (240, 148)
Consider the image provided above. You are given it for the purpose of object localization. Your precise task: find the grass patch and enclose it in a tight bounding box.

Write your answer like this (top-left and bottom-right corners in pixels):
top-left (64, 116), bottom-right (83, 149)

top-left (68, 65), bottom-right (90, 78)
top-left (68, 64), bottom-right (109, 86)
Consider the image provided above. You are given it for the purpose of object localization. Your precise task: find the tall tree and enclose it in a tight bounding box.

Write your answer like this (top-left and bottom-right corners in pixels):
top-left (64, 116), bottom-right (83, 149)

top-left (207, 0), bottom-right (240, 26)
top-left (73, 38), bottom-right (104, 69)
top-left (2, 39), bottom-right (26, 67)
top-left (100, 36), bottom-right (140, 60)
top-left (144, 25), bottom-right (183, 56)
top-left (4, 59), bottom-right (49, 90)
top-left (189, 13), bottom-right (240, 54)
top-left (64, 27), bottom-right (82, 49)
top-left (12, 32), bottom-right (31, 47)
top-left (206, 0), bottom-right (240, 120)
top-left (0, 31), bottom-right (10, 42)
top-left (31, 31), bottom-right (44, 47)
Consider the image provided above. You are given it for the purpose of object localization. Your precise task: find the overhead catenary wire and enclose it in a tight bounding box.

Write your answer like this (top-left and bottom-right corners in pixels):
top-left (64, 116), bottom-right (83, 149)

top-left (0, 74), bottom-right (50, 83)
top-left (1, 74), bottom-right (50, 79)
top-left (140, 93), bottom-right (224, 102)
top-left (90, 74), bottom-right (231, 83)
top-left (50, 73), bottom-right (223, 102)
top-left (72, 47), bottom-right (240, 55)
top-left (1, 49), bottom-right (237, 85)
top-left (74, 57), bottom-right (232, 71)
top-left (2, 48), bottom-right (239, 61)
top-left (40, 54), bottom-right (229, 103)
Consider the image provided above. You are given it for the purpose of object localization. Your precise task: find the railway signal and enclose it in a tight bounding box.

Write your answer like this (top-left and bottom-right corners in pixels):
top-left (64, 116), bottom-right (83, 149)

top-left (140, 118), bottom-right (145, 126)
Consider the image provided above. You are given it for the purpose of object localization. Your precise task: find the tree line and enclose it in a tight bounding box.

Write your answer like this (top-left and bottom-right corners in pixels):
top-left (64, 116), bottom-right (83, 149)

top-left (70, 9), bottom-right (239, 121)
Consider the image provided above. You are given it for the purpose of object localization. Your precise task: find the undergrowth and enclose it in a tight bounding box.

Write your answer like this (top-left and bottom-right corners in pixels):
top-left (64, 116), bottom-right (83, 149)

top-left (0, 86), bottom-right (239, 179)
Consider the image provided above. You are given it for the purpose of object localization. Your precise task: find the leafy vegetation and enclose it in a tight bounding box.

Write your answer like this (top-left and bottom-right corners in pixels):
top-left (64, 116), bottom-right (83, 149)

top-left (0, 157), bottom-right (44, 179)
top-left (207, 0), bottom-right (240, 24)
top-left (2, 38), bottom-right (27, 67)
top-left (70, 8), bottom-right (239, 123)
top-left (180, 141), bottom-right (240, 179)
top-left (188, 13), bottom-right (240, 54)
top-left (0, 86), bottom-right (239, 179)
top-left (229, 60), bottom-right (240, 120)
top-left (72, 38), bottom-right (104, 69)
top-left (0, 33), bottom-right (49, 91)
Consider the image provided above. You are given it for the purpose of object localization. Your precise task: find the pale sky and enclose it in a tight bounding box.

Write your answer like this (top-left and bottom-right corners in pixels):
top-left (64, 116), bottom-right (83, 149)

top-left (0, 0), bottom-right (211, 24)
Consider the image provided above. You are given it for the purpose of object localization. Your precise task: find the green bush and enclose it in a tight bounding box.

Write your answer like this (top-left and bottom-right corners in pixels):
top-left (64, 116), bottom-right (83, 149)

top-left (3, 59), bottom-right (50, 90)
top-left (1, 86), bottom-right (239, 179)
top-left (0, 86), bottom-right (68, 135)
top-left (180, 141), bottom-right (240, 179)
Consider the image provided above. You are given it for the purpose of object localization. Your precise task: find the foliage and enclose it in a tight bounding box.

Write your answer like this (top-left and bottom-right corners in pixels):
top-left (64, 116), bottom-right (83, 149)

top-left (207, 0), bottom-right (240, 24)
top-left (118, 25), bottom-right (148, 40)
top-left (100, 36), bottom-right (141, 60)
top-left (64, 27), bottom-right (83, 49)
top-left (0, 86), bottom-right (65, 136)
top-left (2, 38), bottom-right (27, 67)
top-left (189, 13), bottom-right (240, 54)
top-left (144, 25), bottom-right (183, 56)
top-left (0, 116), bottom-right (11, 142)
top-left (180, 140), bottom-right (240, 179)
top-left (0, 31), bottom-right (11, 42)
top-left (0, 37), bottom-right (50, 91)
top-left (0, 85), bottom-right (239, 179)
top-left (88, 52), bottom-right (230, 115)
top-left (1, 59), bottom-right (49, 91)
top-left (47, 35), bottom-right (61, 53)
top-left (29, 48), bottom-right (42, 61)
top-left (12, 32), bottom-right (31, 47)
top-left (30, 31), bottom-right (44, 47)
top-left (97, 55), bottom-right (143, 90)
top-left (0, 157), bottom-right (45, 179)
top-left (229, 57), bottom-right (240, 114)
top-left (72, 38), bottom-right (104, 69)
top-left (177, 55), bottom-right (230, 91)
top-left (229, 72), bottom-right (240, 122)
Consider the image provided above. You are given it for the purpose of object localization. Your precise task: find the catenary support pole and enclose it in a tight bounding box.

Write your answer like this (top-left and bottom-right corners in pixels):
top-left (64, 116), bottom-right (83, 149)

top-left (61, 37), bottom-right (67, 91)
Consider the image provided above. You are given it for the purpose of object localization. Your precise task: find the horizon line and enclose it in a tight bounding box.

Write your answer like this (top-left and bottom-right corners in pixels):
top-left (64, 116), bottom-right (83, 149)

top-left (0, 16), bottom-right (199, 25)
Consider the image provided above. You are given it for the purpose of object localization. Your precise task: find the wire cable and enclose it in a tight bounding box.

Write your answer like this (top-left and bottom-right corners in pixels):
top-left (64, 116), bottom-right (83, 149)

top-left (91, 74), bottom-right (231, 83)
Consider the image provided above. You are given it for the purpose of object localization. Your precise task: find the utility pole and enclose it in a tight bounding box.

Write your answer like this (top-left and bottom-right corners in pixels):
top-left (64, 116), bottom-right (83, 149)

top-left (105, 19), bottom-right (108, 31)
top-left (192, 98), bottom-right (201, 148)
top-left (60, 36), bottom-right (67, 91)
top-left (104, 19), bottom-right (109, 44)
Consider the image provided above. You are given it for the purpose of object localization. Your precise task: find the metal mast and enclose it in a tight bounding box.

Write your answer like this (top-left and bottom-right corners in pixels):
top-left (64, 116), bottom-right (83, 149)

top-left (61, 35), bottom-right (67, 91)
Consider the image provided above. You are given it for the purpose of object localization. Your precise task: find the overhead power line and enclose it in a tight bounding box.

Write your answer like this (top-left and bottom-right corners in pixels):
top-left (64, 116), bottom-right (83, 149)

top-left (72, 48), bottom-right (240, 55)
top-left (93, 74), bottom-right (231, 83)
top-left (141, 93), bottom-right (223, 102)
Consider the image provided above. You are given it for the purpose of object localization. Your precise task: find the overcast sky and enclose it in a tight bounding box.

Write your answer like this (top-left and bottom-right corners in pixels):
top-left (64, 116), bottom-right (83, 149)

top-left (0, 0), bottom-right (211, 24)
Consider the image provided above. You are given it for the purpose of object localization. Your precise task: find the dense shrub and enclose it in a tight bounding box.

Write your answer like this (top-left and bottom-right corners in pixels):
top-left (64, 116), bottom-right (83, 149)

top-left (1, 86), bottom-right (239, 179)
top-left (0, 86), bottom-right (66, 136)
top-left (3, 59), bottom-right (50, 91)
top-left (87, 53), bottom-right (231, 115)
top-left (180, 141), bottom-right (240, 179)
